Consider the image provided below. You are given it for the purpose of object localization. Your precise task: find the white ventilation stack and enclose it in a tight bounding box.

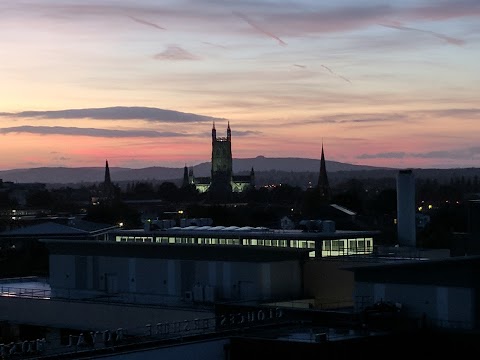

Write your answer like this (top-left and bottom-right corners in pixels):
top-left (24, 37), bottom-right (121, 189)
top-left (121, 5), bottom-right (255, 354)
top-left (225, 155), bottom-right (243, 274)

top-left (396, 169), bottom-right (416, 247)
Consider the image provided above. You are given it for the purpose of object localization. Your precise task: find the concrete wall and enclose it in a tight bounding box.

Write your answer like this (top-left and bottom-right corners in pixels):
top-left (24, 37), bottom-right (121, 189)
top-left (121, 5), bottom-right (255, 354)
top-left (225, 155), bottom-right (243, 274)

top-left (354, 282), bottom-right (475, 329)
top-left (97, 339), bottom-right (229, 360)
top-left (302, 259), bottom-right (376, 308)
top-left (0, 297), bottom-right (213, 332)
top-left (49, 254), bottom-right (302, 303)
top-left (268, 261), bottom-right (301, 300)
top-left (49, 255), bottom-right (76, 289)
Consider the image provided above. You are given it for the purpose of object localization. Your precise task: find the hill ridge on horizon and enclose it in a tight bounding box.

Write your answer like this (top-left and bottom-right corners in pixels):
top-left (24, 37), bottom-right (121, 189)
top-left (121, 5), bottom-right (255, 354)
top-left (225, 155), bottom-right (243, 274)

top-left (0, 155), bottom-right (385, 172)
top-left (0, 156), bottom-right (383, 184)
top-left (0, 156), bottom-right (477, 185)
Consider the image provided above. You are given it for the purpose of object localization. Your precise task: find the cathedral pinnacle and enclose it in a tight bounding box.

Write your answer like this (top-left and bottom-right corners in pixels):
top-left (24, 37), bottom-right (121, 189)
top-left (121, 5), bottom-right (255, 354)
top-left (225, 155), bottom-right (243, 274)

top-left (212, 121), bottom-right (217, 142)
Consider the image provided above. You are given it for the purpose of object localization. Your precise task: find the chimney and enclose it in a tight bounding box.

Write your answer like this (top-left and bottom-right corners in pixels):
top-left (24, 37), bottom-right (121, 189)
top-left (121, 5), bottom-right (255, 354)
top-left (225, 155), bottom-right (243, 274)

top-left (396, 169), bottom-right (416, 247)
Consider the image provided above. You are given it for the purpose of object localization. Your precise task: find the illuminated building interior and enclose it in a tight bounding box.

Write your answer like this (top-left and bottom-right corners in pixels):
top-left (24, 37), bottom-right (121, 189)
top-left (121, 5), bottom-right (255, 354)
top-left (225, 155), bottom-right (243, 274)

top-left (112, 226), bottom-right (375, 258)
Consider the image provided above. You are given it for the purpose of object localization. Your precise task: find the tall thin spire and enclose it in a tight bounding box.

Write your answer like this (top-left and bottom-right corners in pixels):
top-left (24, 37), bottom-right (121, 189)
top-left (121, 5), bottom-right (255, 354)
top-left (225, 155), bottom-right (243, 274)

top-left (182, 163), bottom-right (189, 188)
top-left (101, 159), bottom-right (114, 202)
top-left (227, 121), bottom-right (231, 141)
top-left (318, 143), bottom-right (331, 202)
top-left (104, 160), bottom-right (111, 185)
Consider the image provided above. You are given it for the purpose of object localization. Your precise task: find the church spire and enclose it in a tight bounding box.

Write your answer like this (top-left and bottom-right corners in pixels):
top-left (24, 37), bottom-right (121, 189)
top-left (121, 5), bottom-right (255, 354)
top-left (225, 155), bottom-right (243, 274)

top-left (318, 143), bottom-right (331, 202)
top-left (250, 166), bottom-right (255, 188)
top-left (182, 163), bottom-right (189, 188)
top-left (101, 159), bottom-right (114, 202)
top-left (104, 160), bottom-right (111, 185)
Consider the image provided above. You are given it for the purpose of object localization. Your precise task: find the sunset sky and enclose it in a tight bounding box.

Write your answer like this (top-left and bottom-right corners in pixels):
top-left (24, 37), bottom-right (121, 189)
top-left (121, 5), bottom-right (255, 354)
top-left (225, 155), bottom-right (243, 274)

top-left (1, 0), bottom-right (479, 170)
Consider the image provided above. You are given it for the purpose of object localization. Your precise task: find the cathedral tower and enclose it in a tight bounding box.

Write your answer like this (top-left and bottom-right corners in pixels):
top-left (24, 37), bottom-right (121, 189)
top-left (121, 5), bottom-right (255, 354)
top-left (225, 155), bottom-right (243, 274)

top-left (187, 123), bottom-right (254, 197)
top-left (210, 122), bottom-right (233, 196)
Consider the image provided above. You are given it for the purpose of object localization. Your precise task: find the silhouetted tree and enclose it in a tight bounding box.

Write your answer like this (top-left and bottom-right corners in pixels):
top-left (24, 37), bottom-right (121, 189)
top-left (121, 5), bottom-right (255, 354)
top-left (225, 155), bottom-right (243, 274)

top-left (418, 203), bottom-right (467, 249)
top-left (177, 184), bottom-right (199, 202)
top-left (371, 188), bottom-right (397, 216)
top-left (0, 191), bottom-right (18, 210)
top-left (26, 189), bottom-right (52, 208)
top-left (84, 199), bottom-right (142, 229)
top-left (157, 182), bottom-right (179, 202)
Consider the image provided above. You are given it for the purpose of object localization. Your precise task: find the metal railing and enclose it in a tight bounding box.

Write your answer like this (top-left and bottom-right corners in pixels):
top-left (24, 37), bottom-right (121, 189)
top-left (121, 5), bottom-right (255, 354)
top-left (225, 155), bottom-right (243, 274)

top-left (0, 277), bottom-right (51, 299)
top-left (0, 286), bottom-right (51, 299)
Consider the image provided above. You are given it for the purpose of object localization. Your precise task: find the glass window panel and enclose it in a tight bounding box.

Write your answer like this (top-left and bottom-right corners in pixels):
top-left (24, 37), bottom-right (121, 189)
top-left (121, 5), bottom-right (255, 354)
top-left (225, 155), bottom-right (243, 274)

top-left (324, 240), bottom-right (331, 251)
top-left (349, 240), bottom-right (356, 250)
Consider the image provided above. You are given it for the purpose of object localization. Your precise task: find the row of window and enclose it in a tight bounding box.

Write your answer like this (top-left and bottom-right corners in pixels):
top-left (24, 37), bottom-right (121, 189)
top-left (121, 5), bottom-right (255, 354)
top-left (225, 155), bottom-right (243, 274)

top-left (114, 235), bottom-right (373, 258)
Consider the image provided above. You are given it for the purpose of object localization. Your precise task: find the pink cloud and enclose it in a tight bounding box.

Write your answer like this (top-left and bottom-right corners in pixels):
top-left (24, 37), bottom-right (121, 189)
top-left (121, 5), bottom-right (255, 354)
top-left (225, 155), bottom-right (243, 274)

top-left (153, 45), bottom-right (200, 61)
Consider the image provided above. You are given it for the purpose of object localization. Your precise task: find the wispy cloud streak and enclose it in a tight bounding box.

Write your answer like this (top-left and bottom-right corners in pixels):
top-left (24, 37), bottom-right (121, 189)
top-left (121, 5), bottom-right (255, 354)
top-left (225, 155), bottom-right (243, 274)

top-left (321, 65), bottom-right (351, 83)
top-left (127, 15), bottom-right (166, 30)
top-left (233, 11), bottom-right (287, 46)
top-left (380, 23), bottom-right (465, 46)
top-left (202, 42), bottom-right (228, 49)
top-left (358, 147), bottom-right (480, 160)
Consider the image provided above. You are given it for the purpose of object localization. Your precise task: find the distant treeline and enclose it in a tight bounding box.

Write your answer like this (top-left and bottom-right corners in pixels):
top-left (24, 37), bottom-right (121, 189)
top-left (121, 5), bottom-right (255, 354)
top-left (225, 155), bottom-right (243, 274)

top-left (193, 168), bottom-right (480, 191)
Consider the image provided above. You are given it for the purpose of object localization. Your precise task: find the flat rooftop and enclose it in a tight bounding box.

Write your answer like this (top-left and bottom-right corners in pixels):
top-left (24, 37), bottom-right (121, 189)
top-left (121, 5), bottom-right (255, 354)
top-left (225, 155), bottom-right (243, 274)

top-left (114, 226), bottom-right (379, 240)
top-left (0, 277), bottom-right (51, 299)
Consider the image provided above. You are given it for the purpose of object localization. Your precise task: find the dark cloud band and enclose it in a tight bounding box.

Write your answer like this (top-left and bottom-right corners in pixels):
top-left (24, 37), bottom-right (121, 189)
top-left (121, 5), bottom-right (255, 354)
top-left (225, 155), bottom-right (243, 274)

top-left (358, 147), bottom-right (480, 160)
top-left (0, 106), bottom-right (225, 123)
top-left (0, 126), bottom-right (185, 138)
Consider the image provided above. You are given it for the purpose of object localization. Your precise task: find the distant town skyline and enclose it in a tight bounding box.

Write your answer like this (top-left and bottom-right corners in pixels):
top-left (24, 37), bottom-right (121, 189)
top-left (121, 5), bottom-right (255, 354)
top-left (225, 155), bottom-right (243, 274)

top-left (1, 0), bottom-right (479, 170)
